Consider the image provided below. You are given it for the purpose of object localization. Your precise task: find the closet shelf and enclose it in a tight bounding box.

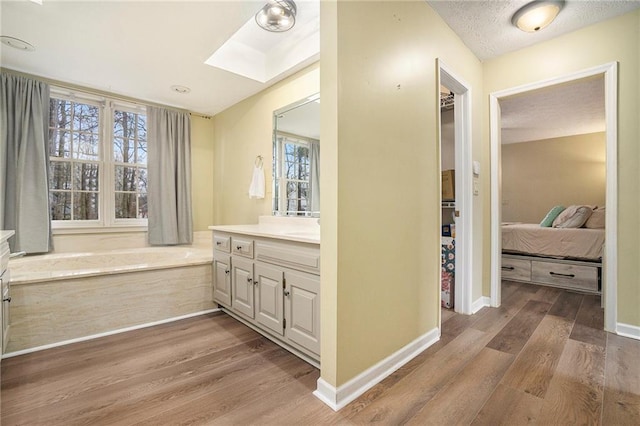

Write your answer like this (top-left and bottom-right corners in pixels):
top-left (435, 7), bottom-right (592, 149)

top-left (442, 201), bottom-right (456, 209)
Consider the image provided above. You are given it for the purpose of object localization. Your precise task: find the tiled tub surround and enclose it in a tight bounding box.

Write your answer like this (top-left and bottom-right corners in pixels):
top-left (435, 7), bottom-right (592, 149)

top-left (6, 240), bottom-right (215, 354)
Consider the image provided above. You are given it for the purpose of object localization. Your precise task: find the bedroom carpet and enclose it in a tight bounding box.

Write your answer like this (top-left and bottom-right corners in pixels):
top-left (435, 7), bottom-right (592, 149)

top-left (1, 281), bottom-right (638, 425)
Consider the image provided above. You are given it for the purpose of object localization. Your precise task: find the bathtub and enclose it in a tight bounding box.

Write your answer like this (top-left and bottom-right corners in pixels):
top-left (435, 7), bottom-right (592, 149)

top-left (10, 246), bottom-right (213, 284)
top-left (7, 246), bottom-right (216, 354)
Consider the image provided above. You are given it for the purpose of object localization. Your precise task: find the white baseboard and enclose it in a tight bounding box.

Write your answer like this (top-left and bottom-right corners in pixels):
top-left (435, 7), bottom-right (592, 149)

top-left (2, 309), bottom-right (220, 359)
top-left (616, 322), bottom-right (640, 340)
top-left (313, 327), bottom-right (440, 411)
top-left (472, 296), bottom-right (491, 314)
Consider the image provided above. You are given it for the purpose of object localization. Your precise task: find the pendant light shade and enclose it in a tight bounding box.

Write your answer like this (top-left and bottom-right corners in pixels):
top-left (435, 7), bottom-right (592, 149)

top-left (512, 0), bottom-right (564, 32)
top-left (255, 0), bottom-right (297, 32)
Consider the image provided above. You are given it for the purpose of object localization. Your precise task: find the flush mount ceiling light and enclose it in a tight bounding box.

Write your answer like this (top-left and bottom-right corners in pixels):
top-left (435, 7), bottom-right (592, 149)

top-left (170, 85), bottom-right (191, 94)
top-left (512, 0), bottom-right (565, 32)
top-left (0, 36), bottom-right (36, 52)
top-left (255, 0), bottom-right (297, 32)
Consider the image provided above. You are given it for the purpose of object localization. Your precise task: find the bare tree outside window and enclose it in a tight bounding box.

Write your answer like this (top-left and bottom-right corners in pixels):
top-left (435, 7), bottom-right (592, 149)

top-left (49, 98), bottom-right (100, 220)
top-left (48, 93), bottom-right (148, 225)
top-left (113, 110), bottom-right (147, 219)
top-left (273, 135), bottom-right (310, 216)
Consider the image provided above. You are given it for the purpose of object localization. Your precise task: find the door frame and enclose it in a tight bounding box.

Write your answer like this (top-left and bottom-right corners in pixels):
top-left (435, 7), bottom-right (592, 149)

top-left (438, 60), bottom-right (474, 315)
top-left (489, 62), bottom-right (618, 331)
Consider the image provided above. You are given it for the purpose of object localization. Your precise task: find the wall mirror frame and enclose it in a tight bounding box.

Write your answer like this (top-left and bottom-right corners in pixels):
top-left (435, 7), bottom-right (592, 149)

top-left (272, 93), bottom-right (320, 217)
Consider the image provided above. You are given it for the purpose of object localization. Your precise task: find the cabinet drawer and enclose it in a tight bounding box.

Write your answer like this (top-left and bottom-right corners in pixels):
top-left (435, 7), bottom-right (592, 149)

top-left (213, 234), bottom-right (231, 253)
top-left (232, 237), bottom-right (254, 259)
top-left (255, 241), bottom-right (320, 275)
top-left (531, 261), bottom-right (599, 292)
top-left (501, 257), bottom-right (531, 281)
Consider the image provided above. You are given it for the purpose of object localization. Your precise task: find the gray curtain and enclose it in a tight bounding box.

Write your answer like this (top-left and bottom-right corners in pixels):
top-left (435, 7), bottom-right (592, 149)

top-left (147, 106), bottom-right (193, 245)
top-left (0, 73), bottom-right (52, 253)
top-left (309, 140), bottom-right (320, 216)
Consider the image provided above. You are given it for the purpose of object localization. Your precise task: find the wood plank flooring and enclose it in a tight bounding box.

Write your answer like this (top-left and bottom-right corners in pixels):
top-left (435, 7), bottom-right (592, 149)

top-left (2, 280), bottom-right (639, 425)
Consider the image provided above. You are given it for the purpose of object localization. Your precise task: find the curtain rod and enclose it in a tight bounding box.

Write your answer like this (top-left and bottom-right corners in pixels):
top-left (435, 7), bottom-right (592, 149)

top-left (1, 67), bottom-right (205, 116)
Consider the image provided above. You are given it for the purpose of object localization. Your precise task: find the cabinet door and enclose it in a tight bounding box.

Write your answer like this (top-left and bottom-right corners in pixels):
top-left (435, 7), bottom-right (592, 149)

top-left (231, 257), bottom-right (255, 319)
top-left (285, 270), bottom-right (320, 355)
top-left (213, 255), bottom-right (232, 307)
top-left (255, 263), bottom-right (284, 336)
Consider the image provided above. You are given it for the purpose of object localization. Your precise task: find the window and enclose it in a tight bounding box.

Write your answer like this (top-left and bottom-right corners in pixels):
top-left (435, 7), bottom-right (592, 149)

top-left (48, 90), bottom-right (147, 229)
top-left (113, 109), bottom-right (147, 219)
top-left (273, 134), bottom-right (311, 216)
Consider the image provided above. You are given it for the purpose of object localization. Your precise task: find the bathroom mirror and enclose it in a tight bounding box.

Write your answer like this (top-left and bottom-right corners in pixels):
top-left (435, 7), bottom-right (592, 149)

top-left (272, 93), bottom-right (320, 217)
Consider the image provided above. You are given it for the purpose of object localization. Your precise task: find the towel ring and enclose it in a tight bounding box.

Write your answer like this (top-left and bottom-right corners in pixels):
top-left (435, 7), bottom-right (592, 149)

top-left (255, 155), bottom-right (263, 167)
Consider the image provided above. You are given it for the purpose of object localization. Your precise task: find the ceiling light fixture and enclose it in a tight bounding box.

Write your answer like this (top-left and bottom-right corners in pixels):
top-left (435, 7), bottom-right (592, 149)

top-left (512, 0), bottom-right (564, 33)
top-left (170, 85), bottom-right (191, 94)
top-left (0, 36), bottom-right (36, 52)
top-left (255, 0), bottom-right (297, 32)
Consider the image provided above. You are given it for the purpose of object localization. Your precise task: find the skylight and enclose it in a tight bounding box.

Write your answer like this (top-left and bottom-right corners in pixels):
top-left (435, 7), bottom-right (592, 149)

top-left (205, 0), bottom-right (319, 83)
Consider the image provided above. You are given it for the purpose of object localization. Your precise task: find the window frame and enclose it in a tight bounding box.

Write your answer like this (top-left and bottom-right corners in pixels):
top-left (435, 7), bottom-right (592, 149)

top-left (49, 88), bottom-right (148, 231)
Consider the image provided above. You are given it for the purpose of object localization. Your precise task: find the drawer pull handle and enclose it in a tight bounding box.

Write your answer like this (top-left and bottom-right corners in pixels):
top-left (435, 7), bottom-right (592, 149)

top-left (247, 278), bottom-right (253, 284)
top-left (236, 245), bottom-right (243, 250)
top-left (2, 296), bottom-right (10, 303)
top-left (284, 290), bottom-right (290, 297)
top-left (216, 241), bottom-right (222, 246)
top-left (225, 269), bottom-right (230, 275)
top-left (501, 266), bottom-right (515, 271)
top-left (550, 272), bottom-right (575, 278)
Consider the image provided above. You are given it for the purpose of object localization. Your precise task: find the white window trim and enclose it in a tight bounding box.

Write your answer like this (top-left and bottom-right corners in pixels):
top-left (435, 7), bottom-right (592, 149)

top-left (49, 88), bottom-right (148, 231)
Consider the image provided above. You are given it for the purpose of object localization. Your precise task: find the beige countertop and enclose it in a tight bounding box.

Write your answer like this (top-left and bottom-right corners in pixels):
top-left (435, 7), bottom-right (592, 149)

top-left (0, 230), bottom-right (15, 244)
top-left (209, 223), bottom-right (320, 245)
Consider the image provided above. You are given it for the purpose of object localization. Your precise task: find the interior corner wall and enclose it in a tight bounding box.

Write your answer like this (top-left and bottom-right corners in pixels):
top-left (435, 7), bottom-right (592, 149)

top-left (210, 63), bottom-right (320, 226)
top-left (501, 133), bottom-right (606, 223)
top-left (323, 0), bottom-right (483, 387)
top-left (482, 9), bottom-right (640, 326)
top-left (191, 115), bottom-right (215, 231)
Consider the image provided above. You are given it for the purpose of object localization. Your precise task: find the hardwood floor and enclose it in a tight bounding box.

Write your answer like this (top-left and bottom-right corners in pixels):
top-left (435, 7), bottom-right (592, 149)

top-left (2, 281), bottom-right (639, 425)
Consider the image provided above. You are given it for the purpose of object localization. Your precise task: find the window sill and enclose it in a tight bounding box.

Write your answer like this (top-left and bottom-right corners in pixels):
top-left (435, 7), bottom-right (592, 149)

top-left (52, 226), bottom-right (148, 235)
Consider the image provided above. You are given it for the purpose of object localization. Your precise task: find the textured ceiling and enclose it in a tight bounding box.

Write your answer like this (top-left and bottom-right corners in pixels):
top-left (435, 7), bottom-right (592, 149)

top-left (427, 0), bottom-right (640, 60)
top-left (500, 76), bottom-right (605, 144)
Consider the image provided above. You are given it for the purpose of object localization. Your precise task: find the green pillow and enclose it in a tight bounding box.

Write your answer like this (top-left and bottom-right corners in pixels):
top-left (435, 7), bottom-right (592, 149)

top-left (540, 205), bottom-right (565, 227)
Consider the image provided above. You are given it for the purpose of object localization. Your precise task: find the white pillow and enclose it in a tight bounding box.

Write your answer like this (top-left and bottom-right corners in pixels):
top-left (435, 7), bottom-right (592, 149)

top-left (584, 207), bottom-right (605, 229)
top-left (553, 205), bottom-right (593, 228)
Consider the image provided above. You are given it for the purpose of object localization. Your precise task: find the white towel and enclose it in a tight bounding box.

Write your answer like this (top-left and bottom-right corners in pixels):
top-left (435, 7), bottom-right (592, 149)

top-left (248, 164), bottom-right (265, 199)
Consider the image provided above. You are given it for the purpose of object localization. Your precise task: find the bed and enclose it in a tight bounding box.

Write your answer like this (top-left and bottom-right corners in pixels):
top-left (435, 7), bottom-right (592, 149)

top-left (501, 223), bottom-right (604, 294)
top-left (502, 223), bottom-right (604, 261)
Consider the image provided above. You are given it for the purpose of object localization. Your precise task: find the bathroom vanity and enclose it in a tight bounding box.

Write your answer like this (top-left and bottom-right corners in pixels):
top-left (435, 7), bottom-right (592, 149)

top-left (209, 218), bottom-right (320, 366)
top-left (1, 230), bottom-right (15, 355)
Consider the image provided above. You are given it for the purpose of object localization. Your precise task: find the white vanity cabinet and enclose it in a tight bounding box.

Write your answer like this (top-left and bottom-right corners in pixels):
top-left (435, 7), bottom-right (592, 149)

top-left (212, 230), bottom-right (320, 365)
top-left (1, 230), bottom-right (15, 355)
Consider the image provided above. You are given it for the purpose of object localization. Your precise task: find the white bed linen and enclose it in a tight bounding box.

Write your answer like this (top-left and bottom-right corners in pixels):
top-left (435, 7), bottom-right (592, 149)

top-left (502, 223), bottom-right (604, 260)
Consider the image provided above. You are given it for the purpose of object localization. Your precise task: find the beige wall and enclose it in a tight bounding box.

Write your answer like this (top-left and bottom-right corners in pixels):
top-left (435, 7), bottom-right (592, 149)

top-left (211, 63), bottom-right (320, 225)
top-left (483, 10), bottom-right (640, 326)
top-left (502, 133), bottom-right (606, 223)
top-left (321, 0), bottom-right (484, 387)
top-left (191, 115), bottom-right (215, 231)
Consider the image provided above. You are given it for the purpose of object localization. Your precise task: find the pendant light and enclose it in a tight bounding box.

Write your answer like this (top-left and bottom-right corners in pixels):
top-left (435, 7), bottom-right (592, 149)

top-left (255, 0), bottom-right (297, 33)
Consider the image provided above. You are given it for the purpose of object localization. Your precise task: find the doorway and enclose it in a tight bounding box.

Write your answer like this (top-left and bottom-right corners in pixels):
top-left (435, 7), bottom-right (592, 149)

top-left (438, 60), bottom-right (473, 316)
top-left (489, 62), bottom-right (618, 331)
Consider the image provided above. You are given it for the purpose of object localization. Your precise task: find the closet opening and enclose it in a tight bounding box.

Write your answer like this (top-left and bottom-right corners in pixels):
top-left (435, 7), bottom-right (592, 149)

top-left (438, 60), bottom-right (473, 317)
top-left (440, 85), bottom-right (456, 312)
